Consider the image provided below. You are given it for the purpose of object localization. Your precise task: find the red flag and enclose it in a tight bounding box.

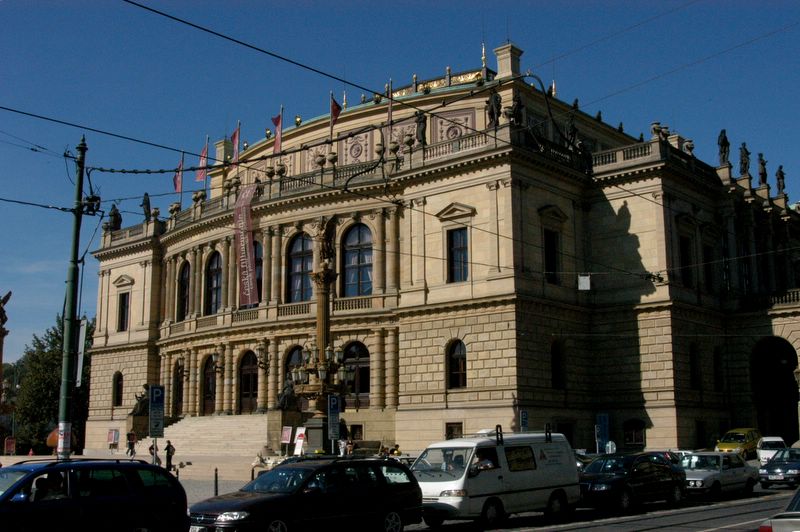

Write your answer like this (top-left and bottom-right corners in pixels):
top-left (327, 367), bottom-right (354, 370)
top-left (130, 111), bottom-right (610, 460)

top-left (173, 157), bottom-right (183, 193)
top-left (330, 93), bottom-right (342, 132)
top-left (195, 142), bottom-right (208, 182)
top-left (231, 124), bottom-right (240, 166)
top-left (271, 112), bottom-right (282, 154)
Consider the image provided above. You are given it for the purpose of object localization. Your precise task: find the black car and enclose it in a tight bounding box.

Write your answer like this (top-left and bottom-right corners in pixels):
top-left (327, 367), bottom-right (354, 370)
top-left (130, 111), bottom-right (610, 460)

top-left (759, 447), bottom-right (800, 489)
top-left (579, 451), bottom-right (685, 512)
top-left (0, 458), bottom-right (188, 532)
top-left (189, 456), bottom-right (422, 531)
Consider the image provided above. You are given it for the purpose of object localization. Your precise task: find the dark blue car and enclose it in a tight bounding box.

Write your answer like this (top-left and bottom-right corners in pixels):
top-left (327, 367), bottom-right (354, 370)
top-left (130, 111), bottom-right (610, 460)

top-left (759, 447), bottom-right (800, 489)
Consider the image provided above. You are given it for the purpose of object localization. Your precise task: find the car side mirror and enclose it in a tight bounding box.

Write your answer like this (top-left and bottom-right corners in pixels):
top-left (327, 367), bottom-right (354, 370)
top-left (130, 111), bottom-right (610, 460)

top-left (468, 465), bottom-right (479, 478)
top-left (303, 486), bottom-right (323, 495)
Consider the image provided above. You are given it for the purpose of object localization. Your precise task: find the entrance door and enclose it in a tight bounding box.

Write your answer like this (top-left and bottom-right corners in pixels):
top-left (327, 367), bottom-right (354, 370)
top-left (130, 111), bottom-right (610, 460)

top-left (202, 357), bottom-right (216, 415)
top-left (752, 337), bottom-right (799, 444)
top-left (239, 351), bottom-right (258, 414)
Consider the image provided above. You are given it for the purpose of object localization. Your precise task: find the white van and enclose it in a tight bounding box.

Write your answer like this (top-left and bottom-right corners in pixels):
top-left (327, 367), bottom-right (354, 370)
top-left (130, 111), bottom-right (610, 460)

top-left (411, 426), bottom-right (579, 527)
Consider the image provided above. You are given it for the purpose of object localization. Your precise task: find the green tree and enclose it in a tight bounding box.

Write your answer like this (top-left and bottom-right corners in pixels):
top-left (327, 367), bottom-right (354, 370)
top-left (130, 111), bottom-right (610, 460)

top-left (13, 314), bottom-right (93, 454)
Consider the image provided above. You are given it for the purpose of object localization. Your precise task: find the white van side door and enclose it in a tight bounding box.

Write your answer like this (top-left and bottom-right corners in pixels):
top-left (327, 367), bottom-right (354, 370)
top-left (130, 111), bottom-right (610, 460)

top-left (467, 446), bottom-right (503, 516)
top-left (501, 444), bottom-right (540, 513)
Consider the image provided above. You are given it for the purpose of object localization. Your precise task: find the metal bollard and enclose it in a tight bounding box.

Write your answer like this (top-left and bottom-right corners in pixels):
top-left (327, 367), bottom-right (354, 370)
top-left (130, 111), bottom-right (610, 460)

top-left (214, 467), bottom-right (218, 496)
top-left (251, 467), bottom-right (255, 481)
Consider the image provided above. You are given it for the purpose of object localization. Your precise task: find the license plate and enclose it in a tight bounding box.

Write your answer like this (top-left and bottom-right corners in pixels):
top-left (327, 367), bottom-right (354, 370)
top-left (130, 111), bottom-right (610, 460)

top-left (189, 527), bottom-right (208, 532)
top-left (769, 474), bottom-right (784, 480)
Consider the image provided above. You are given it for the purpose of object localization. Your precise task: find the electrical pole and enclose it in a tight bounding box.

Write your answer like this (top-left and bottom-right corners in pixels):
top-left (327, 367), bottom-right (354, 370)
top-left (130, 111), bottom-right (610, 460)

top-left (57, 136), bottom-right (87, 460)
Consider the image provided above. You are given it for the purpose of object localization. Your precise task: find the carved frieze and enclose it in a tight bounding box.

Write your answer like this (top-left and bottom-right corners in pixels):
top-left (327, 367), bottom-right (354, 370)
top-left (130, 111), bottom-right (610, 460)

top-left (432, 109), bottom-right (475, 144)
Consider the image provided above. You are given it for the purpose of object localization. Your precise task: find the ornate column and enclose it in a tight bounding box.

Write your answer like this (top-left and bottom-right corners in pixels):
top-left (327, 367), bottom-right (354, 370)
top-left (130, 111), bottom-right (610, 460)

top-left (221, 238), bottom-right (230, 310)
top-left (487, 181), bottom-right (501, 273)
top-left (162, 352), bottom-right (172, 417)
top-left (386, 207), bottom-right (399, 293)
top-left (412, 198), bottom-right (427, 288)
top-left (270, 225), bottom-right (283, 305)
top-left (96, 270), bottom-right (106, 334)
top-left (187, 248), bottom-right (197, 317)
top-left (187, 348), bottom-right (199, 416)
top-left (164, 257), bottom-right (174, 322)
top-left (385, 328), bottom-right (399, 409)
top-left (214, 346), bottom-right (224, 414)
top-left (195, 246), bottom-right (206, 316)
top-left (268, 339), bottom-right (279, 409)
top-left (256, 339), bottom-right (269, 413)
top-left (370, 329), bottom-right (385, 409)
top-left (224, 343), bottom-right (235, 415)
top-left (373, 209), bottom-right (386, 294)
top-left (227, 241), bottom-right (237, 309)
top-left (402, 201), bottom-right (413, 287)
top-left (262, 229), bottom-right (272, 304)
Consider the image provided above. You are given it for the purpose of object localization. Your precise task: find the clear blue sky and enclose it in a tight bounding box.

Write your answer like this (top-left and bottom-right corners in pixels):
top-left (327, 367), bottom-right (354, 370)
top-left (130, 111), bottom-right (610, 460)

top-left (1, 1), bottom-right (798, 363)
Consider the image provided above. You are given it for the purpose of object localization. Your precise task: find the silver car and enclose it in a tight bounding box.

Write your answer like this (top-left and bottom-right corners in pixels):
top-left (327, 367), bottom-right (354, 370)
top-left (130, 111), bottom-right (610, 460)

top-left (681, 451), bottom-right (757, 499)
top-left (759, 485), bottom-right (800, 531)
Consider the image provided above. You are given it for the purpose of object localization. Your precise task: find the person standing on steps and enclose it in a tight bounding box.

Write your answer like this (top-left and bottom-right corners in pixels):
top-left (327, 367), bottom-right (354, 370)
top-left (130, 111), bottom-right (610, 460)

top-left (165, 440), bottom-right (176, 471)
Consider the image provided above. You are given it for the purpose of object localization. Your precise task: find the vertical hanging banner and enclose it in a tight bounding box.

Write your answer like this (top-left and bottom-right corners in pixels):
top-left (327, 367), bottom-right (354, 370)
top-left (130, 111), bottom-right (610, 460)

top-left (234, 184), bottom-right (259, 307)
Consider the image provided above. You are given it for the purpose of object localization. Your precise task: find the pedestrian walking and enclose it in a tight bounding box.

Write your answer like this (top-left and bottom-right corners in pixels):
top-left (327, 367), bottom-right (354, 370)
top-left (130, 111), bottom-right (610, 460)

top-left (149, 442), bottom-right (161, 466)
top-left (126, 431), bottom-right (137, 458)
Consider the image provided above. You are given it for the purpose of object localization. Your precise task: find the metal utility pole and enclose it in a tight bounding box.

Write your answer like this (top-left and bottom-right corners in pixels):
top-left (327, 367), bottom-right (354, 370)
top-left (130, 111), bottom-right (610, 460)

top-left (57, 136), bottom-right (87, 460)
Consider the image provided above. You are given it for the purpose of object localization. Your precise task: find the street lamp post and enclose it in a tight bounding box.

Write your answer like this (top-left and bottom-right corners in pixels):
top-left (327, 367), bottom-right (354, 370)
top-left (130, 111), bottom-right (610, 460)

top-left (292, 259), bottom-right (349, 453)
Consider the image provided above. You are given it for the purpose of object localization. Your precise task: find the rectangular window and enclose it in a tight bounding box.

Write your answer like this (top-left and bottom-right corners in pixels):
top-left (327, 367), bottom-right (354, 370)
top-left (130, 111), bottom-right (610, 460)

top-left (544, 229), bottom-right (560, 284)
top-left (117, 292), bottom-right (130, 332)
top-left (504, 445), bottom-right (536, 472)
top-left (679, 235), bottom-right (694, 288)
top-left (445, 422), bottom-right (463, 440)
top-left (447, 228), bottom-right (468, 282)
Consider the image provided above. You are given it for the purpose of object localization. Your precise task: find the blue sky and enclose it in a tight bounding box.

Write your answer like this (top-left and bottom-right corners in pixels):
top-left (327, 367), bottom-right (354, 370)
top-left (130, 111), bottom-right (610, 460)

top-left (1, 0), bottom-right (798, 363)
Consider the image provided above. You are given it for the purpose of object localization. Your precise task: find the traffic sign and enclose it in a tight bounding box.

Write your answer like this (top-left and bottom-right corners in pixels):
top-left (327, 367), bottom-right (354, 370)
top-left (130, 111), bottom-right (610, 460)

top-left (149, 385), bottom-right (165, 438)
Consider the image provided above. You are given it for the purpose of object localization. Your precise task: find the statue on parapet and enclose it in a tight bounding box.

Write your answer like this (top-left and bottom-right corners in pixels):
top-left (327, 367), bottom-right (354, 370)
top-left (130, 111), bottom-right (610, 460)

top-left (776, 165), bottom-right (786, 194)
top-left (140, 192), bottom-right (151, 222)
top-left (717, 129), bottom-right (730, 166)
top-left (108, 204), bottom-right (122, 231)
top-left (739, 142), bottom-right (751, 176)
top-left (758, 153), bottom-right (768, 186)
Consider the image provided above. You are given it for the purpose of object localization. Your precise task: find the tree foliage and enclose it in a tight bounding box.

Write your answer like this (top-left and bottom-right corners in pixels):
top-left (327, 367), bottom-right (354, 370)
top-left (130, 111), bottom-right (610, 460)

top-left (8, 314), bottom-right (93, 454)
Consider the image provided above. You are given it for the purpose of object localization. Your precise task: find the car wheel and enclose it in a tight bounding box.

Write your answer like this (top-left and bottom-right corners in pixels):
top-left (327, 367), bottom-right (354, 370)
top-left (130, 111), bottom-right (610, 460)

top-left (382, 510), bottom-right (404, 532)
top-left (266, 519), bottom-right (289, 532)
top-left (669, 483), bottom-right (683, 505)
top-left (709, 482), bottom-right (722, 500)
top-left (544, 491), bottom-right (570, 522)
top-left (617, 488), bottom-right (633, 512)
top-left (760, 481), bottom-right (770, 490)
top-left (480, 499), bottom-right (505, 529)
top-left (744, 478), bottom-right (755, 495)
top-left (423, 515), bottom-right (445, 528)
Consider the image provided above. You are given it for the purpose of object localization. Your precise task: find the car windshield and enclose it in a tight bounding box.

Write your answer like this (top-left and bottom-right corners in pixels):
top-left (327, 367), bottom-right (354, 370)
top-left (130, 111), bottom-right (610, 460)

top-left (584, 455), bottom-right (631, 474)
top-left (0, 469), bottom-right (28, 495)
top-left (241, 467), bottom-right (310, 494)
top-left (681, 455), bottom-right (720, 470)
top-left (761, 441), bottom-right (786, 450)
top-left (773, 449), bottom-right (800, 462)
top-left (411, 447), bottom-right (472, 481)
top-left (720, 432), bottom-right (746, 443)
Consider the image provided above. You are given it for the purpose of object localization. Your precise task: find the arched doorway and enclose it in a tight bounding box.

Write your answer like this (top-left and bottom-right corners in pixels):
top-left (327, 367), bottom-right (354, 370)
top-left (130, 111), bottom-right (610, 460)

top-left (202, 357), bottom-right (216, 415)
top-left (751, 337), bottom-right (799, 444)
top-left (239, 351), bottom-right (258, 414)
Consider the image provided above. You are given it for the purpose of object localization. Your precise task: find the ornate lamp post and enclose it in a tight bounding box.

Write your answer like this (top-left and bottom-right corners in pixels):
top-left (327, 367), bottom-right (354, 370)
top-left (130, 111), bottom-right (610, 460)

top-left (292, 259), bottom-right (349, 452)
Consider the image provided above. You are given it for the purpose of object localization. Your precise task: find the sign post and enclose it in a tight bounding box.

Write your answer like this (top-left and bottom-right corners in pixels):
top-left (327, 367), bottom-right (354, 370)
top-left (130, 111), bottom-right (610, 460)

top-left (328, 395), bottom-right (341, 455)
top-left (149, 385), bottom-right (165, 465)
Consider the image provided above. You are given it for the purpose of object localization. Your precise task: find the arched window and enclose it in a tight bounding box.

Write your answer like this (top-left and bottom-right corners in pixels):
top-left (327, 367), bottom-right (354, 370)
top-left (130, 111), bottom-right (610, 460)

top-left (112, 372), bottom-right (123, 407)
top-left (176, 262), bottom-right (190, 321)
top-left (254, 241), bottom-right (263, 303)
top-left (343, 224), bottom-right (373, 297)
top-left (551, 341), bottom-right (566, 390)
top-left (238, 351), bottom-right (258, 414)
top-left (204, 251), bottom-right (222, 315)
top-left (343, 342), bottom-right (370, 405)
top-left (447, 340), bottom-right (467, 389)
top-left (287, 233), bottom-right (313, 303)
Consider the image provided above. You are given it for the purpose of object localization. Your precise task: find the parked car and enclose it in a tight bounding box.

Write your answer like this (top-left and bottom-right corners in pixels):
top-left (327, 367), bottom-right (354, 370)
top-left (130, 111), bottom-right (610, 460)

top-left (757, 483), bottom-right (800, 531)
top-left (189, 457), bottom-right (422, 531)
top-left (758, 437), bottom-right (788, 466)
top-left (715, 428), bottom-right (762, 459)
top-left (579, 451), bottom-right (685, 512)
top-left (0, 458), bottom-right (188, 532)
top-left (759, 447), bottom-right (800, 489)
top-left (681, 451), bottom-right (757, 499)
top-left (575, 451), bottom-right (595, 472)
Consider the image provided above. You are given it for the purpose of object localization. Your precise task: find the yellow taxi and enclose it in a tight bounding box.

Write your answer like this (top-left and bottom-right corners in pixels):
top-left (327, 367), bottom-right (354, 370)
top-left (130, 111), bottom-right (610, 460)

top-left (715, 428), bottom-right (762, 459)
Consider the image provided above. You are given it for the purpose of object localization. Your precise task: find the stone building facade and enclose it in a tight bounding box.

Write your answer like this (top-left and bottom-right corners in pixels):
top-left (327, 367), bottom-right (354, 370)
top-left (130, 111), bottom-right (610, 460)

top-left (85, 43), bottom-right (800, 455)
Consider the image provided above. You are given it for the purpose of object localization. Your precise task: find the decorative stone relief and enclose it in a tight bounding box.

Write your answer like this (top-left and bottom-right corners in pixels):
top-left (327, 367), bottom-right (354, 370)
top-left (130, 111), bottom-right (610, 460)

top-left (340, 129), bottom-right (372, 165)
top-left (432, 109), bottom-right (474, 143)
